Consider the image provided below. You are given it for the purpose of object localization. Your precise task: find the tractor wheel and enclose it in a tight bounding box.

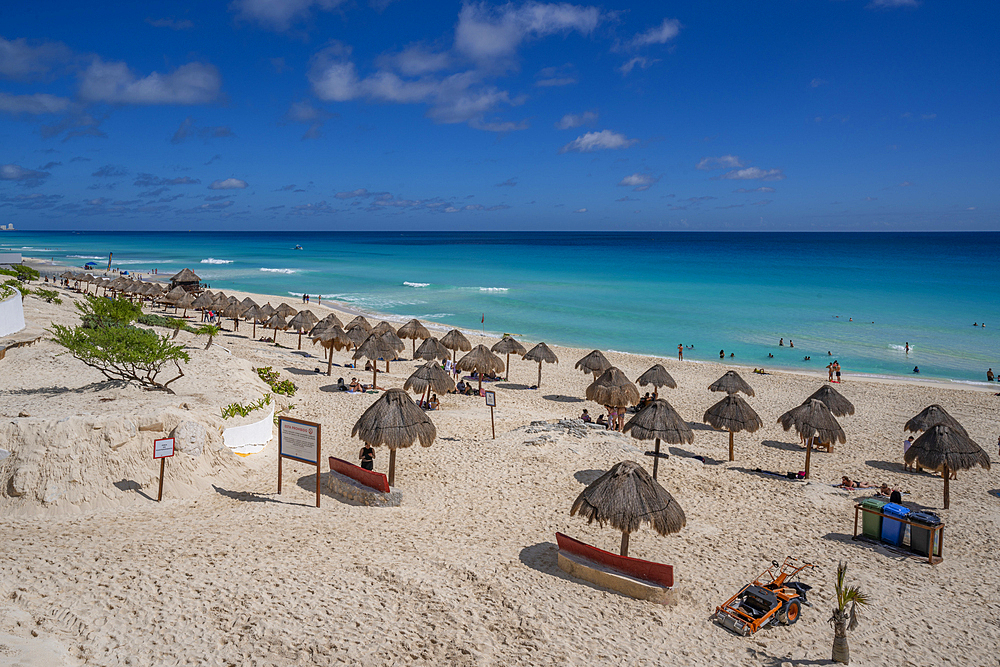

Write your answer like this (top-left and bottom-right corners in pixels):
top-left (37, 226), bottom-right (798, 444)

top-left (782, 599), bottom-right (801, 625)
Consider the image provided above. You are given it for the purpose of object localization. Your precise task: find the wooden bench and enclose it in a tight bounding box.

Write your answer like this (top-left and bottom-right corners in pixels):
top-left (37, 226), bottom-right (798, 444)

top-left (556, 532), bottom-right (674, 602)
top-left (329, 456), bottom-right (390, 493)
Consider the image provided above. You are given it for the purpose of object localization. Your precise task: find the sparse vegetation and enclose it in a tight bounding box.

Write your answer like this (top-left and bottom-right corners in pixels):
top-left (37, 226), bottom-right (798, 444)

top-left (32, 288), bottom-right (62, 305)
top-left (196, 324), bottom-right (221, 349)
top-left (221, 393), bottom-right (272, 419)
top-left (254, 366), bottom-right (297, 396)
top-left (138, 312), bottom-right (197, 333)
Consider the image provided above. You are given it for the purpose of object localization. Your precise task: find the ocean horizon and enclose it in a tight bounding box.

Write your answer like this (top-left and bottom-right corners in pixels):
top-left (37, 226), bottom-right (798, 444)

top-left (4, 230), bottom-right (998, 386)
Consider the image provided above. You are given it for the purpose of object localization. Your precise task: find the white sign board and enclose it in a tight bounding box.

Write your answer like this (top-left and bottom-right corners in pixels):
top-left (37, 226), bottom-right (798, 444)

top-left (484, 390), bottom-right (496, 407)
top-left (153, 437), bottom-right (175, 459)
top-left (279, 418), bottom-right (320, 464)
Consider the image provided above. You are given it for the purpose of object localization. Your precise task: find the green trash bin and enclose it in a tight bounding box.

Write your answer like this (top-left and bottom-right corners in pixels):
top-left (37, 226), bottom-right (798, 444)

top-left (860, 498), bottom-right (888, 539)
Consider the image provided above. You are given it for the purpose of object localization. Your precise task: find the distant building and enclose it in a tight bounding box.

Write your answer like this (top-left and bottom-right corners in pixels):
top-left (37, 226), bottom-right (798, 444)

top-left (169, 268), bottom-right (202, 292)
top-left (0, 224), bottom-right (14, 231)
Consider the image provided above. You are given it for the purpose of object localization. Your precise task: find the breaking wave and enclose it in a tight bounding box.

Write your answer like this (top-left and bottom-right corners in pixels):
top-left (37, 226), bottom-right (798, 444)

top-left (260, 268), bottom-right (297, 274)
top-left (201, 258), bottom-right (233, 264)
top-left (403, 281), bottom-right (430, 288)
top-left (479, 287), bottom-right (509, 292)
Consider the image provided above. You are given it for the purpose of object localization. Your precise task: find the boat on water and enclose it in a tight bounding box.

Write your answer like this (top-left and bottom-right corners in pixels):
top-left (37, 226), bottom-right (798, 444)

top-left (293, 245), bottom-right (303, 250)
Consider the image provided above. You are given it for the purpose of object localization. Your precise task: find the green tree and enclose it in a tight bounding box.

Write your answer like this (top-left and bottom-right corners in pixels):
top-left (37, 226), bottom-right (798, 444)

top-left (196, 324), bottom-right (221, 349)
top-left (830, 561), bottom-right (870, 664)
top-left (74, 295), bottom-right (143, 329)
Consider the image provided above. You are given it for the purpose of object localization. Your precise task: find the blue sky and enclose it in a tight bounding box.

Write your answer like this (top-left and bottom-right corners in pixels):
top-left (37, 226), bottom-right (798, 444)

top-left (0, 0), bottom-right (996, 230)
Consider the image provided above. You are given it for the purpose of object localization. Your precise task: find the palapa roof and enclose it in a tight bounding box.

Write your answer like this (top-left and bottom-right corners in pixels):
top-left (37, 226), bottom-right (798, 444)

top-left (379, 329), bottom-right (406, 353)
top-left (586, 367), bottom-right (640, 407)
top-left (311, 325), bottom-right (352, 351)
top-left (211, 293), bottom-right (230, 309)
top-left (161, 286), bottom-right (188, 304)
top-left (778, 398), bottom-right (846, 444)
top-left (318, 312), bottom-right (344, 329)
top-left (904, 404), bottom-right (968, 437)
top-left (456, 345), bottom-right (505, 374)
top-left (240, 296), bottom-right (258, 310)
top-left (60, 271), bottom-right (74, 279)
top-left (523, 342), bottom-right (558, 364)
top-left (414, 336), bottom-right (451, 361)
top-left (397, 319), bottom-right (431, 341)
top-left (345, 315), bottom-right (372, 332)
top-left (904, 424), bottom-right (990, 473)
top-left (708, 370), bottom-right (755, 397)
top-left (175, 292), bottom-right (196, 309)
top-left (353, 332), bottom-right (398, 362)
top-left (403, 362), bottom-right (456, 395)
top-left (275, 303), bottom-right (298, 319)
top-left (192, 292), bottom-right (216, 309)
top-left (372, 321), bottom-right (397, 336)
top-left (703, 394), bottom-right (763, 434)
top-left (244, 305), bottom-right (267, 322)
top-left (571, 460), bottom-right (686, 536)
top-left (287, 310), bottom-right (319, 332)
top-left (345, 326), bottom-right (370, 347)
top-left (805, 385), bottom-right (855, 417)
top-left (258, 303), bottom-right (276, 318)
top-left (221, 302), bottom-right (248, 319)
top-left (623, 399), bottom-right (694, 444)
top-left (264, 313), bottom-right (288, 330)
top-left (351, 388), bottom-right (437, 450)
top-left (637, 364), bottom-right (677, 389)
top-left (491, 335), bottom-right (526, 356)
top-left (575, 349), bottom-right (611, 375)
top-left (170, 268), bottom-right (200, 283)
top-left (441, 329), bottom-right (472, 352)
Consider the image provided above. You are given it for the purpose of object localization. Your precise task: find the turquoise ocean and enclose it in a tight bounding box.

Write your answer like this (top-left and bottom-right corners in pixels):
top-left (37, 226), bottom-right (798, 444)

top-left (3, 231), bottom-right (998, 386)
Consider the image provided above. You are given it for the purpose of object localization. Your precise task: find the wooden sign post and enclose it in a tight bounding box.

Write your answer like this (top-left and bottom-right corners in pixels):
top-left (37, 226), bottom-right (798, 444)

top-left (153, 437), bottom-right (175, 502)
top-left (277, 417), bottom-right (322, 508)
top-left (484, 390), bottom-right (496, 440)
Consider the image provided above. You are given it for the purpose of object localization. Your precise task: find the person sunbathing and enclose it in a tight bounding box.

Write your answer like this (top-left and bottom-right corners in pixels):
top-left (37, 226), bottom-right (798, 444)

top-left (838, 476), bottom-right (873, 489)
top-left (348, 378), bottom-right (363, 392)
top-left (877, 483), bottom-right (905, 497)
top-left (428, 394), bottom-right (440, 410)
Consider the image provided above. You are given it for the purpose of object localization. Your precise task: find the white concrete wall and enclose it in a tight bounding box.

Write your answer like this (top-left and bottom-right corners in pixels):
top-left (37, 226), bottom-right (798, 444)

top-left (222, 409), bottom-right (274, 454)
top-left (0, 290), bottom-right (25, 338)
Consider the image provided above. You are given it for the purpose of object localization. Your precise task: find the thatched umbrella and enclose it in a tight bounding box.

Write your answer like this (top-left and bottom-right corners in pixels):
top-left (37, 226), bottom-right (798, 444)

top-left (258, 303), bottom-right (276, 320)
top-left (240, 296), bottom-right (258, 312)
top-left (175, 291), bottom-right (196, 318)
top-left (414, 336), bottom-right (450, 362)
top-left (372, 321), bottom-right (396, 336)
top-left (709, 370), bottom-right (755, 397)
top-left (404, 362), bottom-right (456, 407)
top-left (703, 394), bottom-right (763, 462)
top-left (575, 349), bottom-right (611, 380)
top-left (904, 404), bottom-right (968, 437)
top-left (318, 312), bottom-right (345, 330)
top-left (192, 291), bottom-right (216, 321)
top-left (345, 315), bottom-right (372, 333)
top-left (162, 285), bottom-right (187, 310)
top-left (287, 310), bottom-right (319, 350)
top-left (904, 424), bottom-right (990, 509)
top-left (344, 325), bottom-right (369, 351)
top-left (244, 305), bottom-right (267, 338)
top-left (777, 399), bottom-right (846, 478)
top-left (397, 319), bottom-right (431, 357)
top-left (210, 292), bottom-right (230, 318)
top-left (637, 364), bottom-right (677, 391)
top-left (441, 329), bottom-right (472, 362)
top-left (352, 388), bottom-right (437, 487)
top-left (312, 325), bottom-right (352, 375)
top-left (585, 367), bottom-right (640, 408)
top-left (456, 344), bottom-right (505, 393)
top-left (220, 302), bottom-right (248, 332)
top-left (570, 460), bottom-right (686, 557)
top-left (353, 333), bottom-right (398, 387)
top-left (491, 335), bottom-right (526, 381)
top-left (623, 399), bottom-right (693, 480)
top-left (264, 312), bottom-right (288, 344)
top-left (275, 303), bottom-right (297, 320)
top-left (805, 385), bottom-right (855, 417)
top-left (523, 342), bottom-right (558, 388)
top-left (380, 328), bottom-right (406, 360)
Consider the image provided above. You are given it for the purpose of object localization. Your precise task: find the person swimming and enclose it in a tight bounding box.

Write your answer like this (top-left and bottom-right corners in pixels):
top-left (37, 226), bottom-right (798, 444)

top-left (913, 366), bottom-right (920, 373)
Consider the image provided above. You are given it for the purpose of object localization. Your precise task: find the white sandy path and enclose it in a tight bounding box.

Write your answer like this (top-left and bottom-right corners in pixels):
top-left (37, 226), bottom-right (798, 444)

top-left (0, 279), bottom-right (998, 666)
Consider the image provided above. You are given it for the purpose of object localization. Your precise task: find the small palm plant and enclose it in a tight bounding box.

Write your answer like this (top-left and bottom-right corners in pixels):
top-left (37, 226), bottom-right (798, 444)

top-left (830, 561), bottom-right (869, 664)
top-left (196, 324), bottom-right (221, 349)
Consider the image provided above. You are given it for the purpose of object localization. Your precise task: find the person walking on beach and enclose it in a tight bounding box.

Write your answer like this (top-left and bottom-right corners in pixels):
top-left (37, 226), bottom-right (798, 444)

top-left (988, 368), bottom-right (994, 382)
top-left (359, 444), bottom-right (375, 471)
top-left (827, 363), bottom-right (834, 382)
top-left (833, 360), bottom-right (841, 382)
top-left (678, 344), bottom-right (683, 361)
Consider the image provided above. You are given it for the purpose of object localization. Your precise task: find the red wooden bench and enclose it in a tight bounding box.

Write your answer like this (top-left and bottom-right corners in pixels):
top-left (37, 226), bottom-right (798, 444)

top-left (328, 456), bottom-right (390, 493)
top-left (556, 532), bottom-right (674, 588)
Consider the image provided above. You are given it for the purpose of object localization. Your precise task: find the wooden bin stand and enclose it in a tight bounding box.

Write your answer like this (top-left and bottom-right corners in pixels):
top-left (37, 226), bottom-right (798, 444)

top-left (853, 503), bottom-right (944, 565)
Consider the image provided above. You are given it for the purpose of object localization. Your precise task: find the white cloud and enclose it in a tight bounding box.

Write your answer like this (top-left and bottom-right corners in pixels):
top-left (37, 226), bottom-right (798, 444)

top-left (455, 2), bottom-right (602, 62)
top-left (867, 0), bottom-right (919, 8)
top-left (713, 167), bottom-right (785, 181)
top-left (697, 155), bottom-right (744, 170)
top-left (0, 92), bottom-right (70, 115)
top-left (810, 78), bottom-right (826, 88)
top-left (900, 181), bottom-right (913, 187)
top-left (283, 100), bottom-right (335, 139)
top-left (619, 56), bottom-right (658, 75)
top-left (534, 64), bottom-right (576, 87)
top-left (208, 178), bottom-right (248, 190)
top-left (629, 18), bottom-right (680, 47)
top-left (79, 59), bottom-right (221, 105)
top-left (0, 164), bottom-right (49, 187)
top-left (230, 0), bottom-right (347, 31)
top-left (573, 208), bottom-right (587, 213)
top-left (618, 173), bottom-right (658, 191)
top-left (555, 110), bottom-right (597, 129)
top-left (0, 36), bottom-right (73, 81)
top-left (734, 186), bottom-right (776, 193)
top-left (559, 130), bottom-right (637, 153)
top-left (378, 44), bottom-right (451, 76)
top-left (146, 17), bottom-right (194, 30)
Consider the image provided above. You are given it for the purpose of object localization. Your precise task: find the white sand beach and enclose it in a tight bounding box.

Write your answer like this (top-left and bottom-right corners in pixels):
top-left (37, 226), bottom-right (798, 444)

top-left (1, 274), bottom-right (998, 666)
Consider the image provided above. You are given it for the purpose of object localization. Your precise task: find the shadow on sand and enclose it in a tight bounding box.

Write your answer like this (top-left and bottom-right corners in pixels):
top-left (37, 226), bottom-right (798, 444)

top-left (762, 439), bottom-right (805, 452)
top-left (543, 394), bottom-right (584, 403)
top-left (496, 383), bottom-right (530, 390)
top-left (113, 479), bottom-right (154, 501)
top-left (518, 542), bottom-right (640, 601)
top-left (667, 447), bottom-right (722, 465)
top-left (574, 469), bottom-right (605, 485)
top-left (295, 472), bottom-right (364, 506)
top-left (1, 380), bottom-right (128, 396)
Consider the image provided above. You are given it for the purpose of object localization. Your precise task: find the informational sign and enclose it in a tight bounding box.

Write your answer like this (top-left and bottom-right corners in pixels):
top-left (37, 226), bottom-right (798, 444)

top-left (153, 437), bottom-right (175, 459)
top-left (484, 390), bottom-right (496, 407)
top-left (277, 417), bottom-right (322, 508)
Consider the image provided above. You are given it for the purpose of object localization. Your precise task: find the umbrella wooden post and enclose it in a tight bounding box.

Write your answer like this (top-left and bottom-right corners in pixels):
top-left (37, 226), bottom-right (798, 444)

top-left (804, 436), bottom-right (813, 479)
top-left (388, 449), bottom-right (396, 487)
top-left (620, 532), bottom-right (629, 557)
top-left (252, 321), bottom-right (257, 338)
top-left (372, 367), bottom-right (378, 390)
top-left (274, 327), bottom-right (279, 344)
top-left (728, 430), bottom-right (735, 462)
top-left (385, 359), bottom-right (390, 373)
top-left (326, 349), bottom-right (333, 376)
top-left (478, 375), bottom-right (483, 394)
top-left (157, 458), bottom-right (165, 502)
top-left (653, 438), bottom-right (661, 480)
top-left (943, 465), bottom-right (950, 509)
top-left (412, 339), bottom-right (416, 357)
top-left (298, 331), bottom-right (302, 350)
top-left (537, 361), bottom-right (542, 388)
top-left (505, 352), bottom-right (511, 381)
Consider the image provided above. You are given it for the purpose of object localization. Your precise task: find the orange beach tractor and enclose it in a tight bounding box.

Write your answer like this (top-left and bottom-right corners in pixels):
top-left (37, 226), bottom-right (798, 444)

top-left (713, 557), bottom-right (815, 636)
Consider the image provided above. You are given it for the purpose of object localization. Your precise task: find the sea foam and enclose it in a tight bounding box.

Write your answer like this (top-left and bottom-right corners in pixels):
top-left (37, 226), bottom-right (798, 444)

top-left (403, 281), bottom-right (430, 288)
top-left (201, 258), bottom-right (234, 264)
top-left (260, 268), bottom-right (297, 274)
top-left (479, 287), bottom-right (509, 292)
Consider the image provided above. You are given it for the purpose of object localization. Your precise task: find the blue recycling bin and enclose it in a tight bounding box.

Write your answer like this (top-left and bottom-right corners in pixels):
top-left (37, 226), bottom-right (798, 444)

top-left (880, 503), bottom-right (910, 545)
top-left (909, 511), bottom-right (942, 556)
